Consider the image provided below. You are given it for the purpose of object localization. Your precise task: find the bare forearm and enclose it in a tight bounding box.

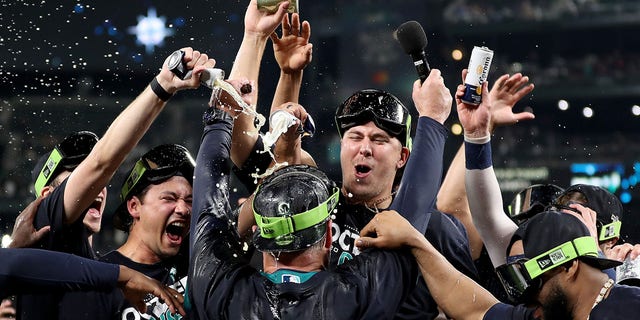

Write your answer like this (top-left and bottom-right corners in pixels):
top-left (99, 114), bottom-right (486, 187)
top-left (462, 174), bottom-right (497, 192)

top-left (271, 71), bottom-right (303, 112)
top-left (411, 237), bottom-right (497, 320)
top-left (64, 85), bottom-right (166, 223)
top-left (437, 144), bottom-right (483, 260)
top-left (228, 33), bottom-right (268, 167)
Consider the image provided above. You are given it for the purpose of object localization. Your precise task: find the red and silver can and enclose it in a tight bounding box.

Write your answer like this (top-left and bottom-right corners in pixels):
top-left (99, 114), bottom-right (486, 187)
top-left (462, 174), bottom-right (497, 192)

top-left (462, 46), bottom-right (494, 105)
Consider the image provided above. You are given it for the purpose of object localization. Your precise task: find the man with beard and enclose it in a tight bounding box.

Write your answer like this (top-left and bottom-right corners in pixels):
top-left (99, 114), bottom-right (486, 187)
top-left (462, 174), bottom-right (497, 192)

top-left (357, 208), bottom-right (640, 319)
top-left (452, 77), bottom-right (640, 318)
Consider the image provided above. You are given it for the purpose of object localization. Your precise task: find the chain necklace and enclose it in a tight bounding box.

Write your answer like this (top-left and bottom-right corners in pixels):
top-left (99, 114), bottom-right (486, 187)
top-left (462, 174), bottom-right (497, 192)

top-left (587, 278), bottom-right (614, 319)
top-left (363, 191), bottom-right (396, 214)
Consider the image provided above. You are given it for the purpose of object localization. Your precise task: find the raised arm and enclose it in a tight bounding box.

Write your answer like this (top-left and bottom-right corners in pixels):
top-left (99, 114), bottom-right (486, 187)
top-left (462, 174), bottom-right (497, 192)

top-left (389, 69), bottom-right (452, 233)
top-left (269, 13), bottom-right (312, 110)
top-left (357, 211), bottom-right (498, 320)
top-left (228, 0), bottom-right (289, 167)
top-left (456, 76), bottom-right (520, 267)
top-left (63, 47), bottom-right (214, 224)
top-left (437, 72), bottom-right (535, 260)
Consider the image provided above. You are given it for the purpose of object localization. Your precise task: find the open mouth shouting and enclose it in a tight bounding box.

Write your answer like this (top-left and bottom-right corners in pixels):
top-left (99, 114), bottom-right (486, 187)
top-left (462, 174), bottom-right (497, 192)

top-left (354, 164), bottom-right (372, 179)
top-left (165, 221), bottom-right (188, 246)
top-left (86, 198), bottom-right (103, 218)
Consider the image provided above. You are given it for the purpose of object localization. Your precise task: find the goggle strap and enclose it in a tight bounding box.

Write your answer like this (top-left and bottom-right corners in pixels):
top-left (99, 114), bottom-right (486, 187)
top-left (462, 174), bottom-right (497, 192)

top-left (405, 113), bottom-right (412, 151)
top-left (599, 220), bottom-right (622, 241)
top-left (524, 236), bottom-right (598, 279)
top-left (34, 147), bottom-right (64, 196)
top-left (120, 160), bottom-right (148, 201)
top-left (254, 187), bottom-right (339, 239)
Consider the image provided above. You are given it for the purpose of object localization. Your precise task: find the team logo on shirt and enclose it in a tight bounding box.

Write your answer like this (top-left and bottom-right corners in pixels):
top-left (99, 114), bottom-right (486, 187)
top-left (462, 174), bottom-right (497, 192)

top-left (121, 276), bottom-right (187, 320)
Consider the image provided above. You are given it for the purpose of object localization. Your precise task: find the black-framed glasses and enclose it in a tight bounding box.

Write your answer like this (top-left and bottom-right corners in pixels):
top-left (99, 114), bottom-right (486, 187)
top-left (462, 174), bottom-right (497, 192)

top-left (120, 144), bottom-right (195, 201)
top-left (34, 131), bottom-right (99, 195)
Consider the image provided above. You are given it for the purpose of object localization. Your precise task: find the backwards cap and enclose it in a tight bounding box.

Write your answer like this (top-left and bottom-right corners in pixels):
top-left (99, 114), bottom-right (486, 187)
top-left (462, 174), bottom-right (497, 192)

top-left (252, 165), bottom-right (339, 252)
top-left (555, 184), bottom-right (623, 242)
top-left (335, 89), bottom-right (412, 149)
top-left (113, 144), bottom-right (195, 231)
top-left (32, 131), bottom-right (99, 195)
top-left (496, 211), bottom-right (621, 303)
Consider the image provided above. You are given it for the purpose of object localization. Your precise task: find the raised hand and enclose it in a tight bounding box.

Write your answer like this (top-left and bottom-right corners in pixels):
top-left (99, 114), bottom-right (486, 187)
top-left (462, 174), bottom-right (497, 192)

top-left (244, 0), bottom-right (290, 37)
top-left (411, 69), bottom-right (452, 124)
top-left (270, 13), bottom-right (313, 74)
top-left (455, 76), bottom-right (491, 139)
top-left (156, 47), bottom-right (216, 94)
top-left (486, 71), bottom-right (535, 131)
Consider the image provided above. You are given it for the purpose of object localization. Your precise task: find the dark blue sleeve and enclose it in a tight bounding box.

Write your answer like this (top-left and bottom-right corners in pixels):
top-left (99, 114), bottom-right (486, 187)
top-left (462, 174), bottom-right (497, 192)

top-left (232, 136), bottom-right (273, 193)
top-left (189, 112), bottom-right (249, 319)
top-left (0, 248), bottom-right (119, 298)
top-left (390, 116), bottom-right (447, 234)
top-left (598, 251), bottom-right (617, 280)
top-left (190, 113), bottom-right (235, 251)
top-left (483, 303), bottom-right (536, 320)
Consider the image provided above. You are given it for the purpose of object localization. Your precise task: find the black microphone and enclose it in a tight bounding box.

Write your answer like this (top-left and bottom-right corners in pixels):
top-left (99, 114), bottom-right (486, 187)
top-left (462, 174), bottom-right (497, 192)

top-left (395, 21), bottom-right (431, 83)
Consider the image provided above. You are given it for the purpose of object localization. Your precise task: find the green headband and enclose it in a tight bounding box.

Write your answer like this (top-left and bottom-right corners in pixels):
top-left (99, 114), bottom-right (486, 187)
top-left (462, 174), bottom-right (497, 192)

top-left (34, 148), bottom-right (64, 196)
top-left (523, 236), bottom-right (599, 280)
top-left (253, 187), bottom-right (340, 239)
top-left (121, 160), bottom-right (148, 201)
top-left (599, 220), bottom-right (622, 242)
top-left (405, 114), bottom-right (413, 151)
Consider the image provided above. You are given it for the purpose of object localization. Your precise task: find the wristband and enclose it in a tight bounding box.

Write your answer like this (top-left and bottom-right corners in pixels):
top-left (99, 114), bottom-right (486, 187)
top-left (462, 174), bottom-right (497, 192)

top-left (150, 77), bottom-right (173, 101)
top-left (465, 140), bottom-right (493, 170)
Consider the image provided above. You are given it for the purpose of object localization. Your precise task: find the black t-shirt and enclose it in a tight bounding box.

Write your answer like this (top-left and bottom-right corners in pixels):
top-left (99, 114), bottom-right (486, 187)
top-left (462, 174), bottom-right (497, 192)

top-left (99, 250), bottom-right (186, 320)
top-left (483, 303), bottom-right (536, 320)
top-left (483, 284), bottom-right (640, 320)
top-left (17, 178), bottom-right (96, 320)
top-left (590, 284), bottom-right (640, 319)
top-left (231, 117), bottom-right (478, 320)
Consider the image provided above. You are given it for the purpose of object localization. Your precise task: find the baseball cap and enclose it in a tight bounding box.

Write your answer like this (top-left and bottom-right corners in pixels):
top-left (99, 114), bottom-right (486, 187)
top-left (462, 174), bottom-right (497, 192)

top-left (32, 131), bottom-right (99, 195)
top-left (508, 184), bottom-right (564, 224)
top-left (252, 165), bottom-right (339, 253)
top-left (496, 211), bottom-right (622, 303)
top-left (335, 89), bottom-right (412, 149)
top-left (113, 144), bottom-right (195, 231)
top-left (555, 184), bottom-right (623, 242)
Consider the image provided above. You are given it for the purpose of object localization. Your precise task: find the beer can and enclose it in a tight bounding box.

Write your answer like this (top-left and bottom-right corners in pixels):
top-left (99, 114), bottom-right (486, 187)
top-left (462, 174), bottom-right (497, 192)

top-left (462, 46), bottom-right (494, 105)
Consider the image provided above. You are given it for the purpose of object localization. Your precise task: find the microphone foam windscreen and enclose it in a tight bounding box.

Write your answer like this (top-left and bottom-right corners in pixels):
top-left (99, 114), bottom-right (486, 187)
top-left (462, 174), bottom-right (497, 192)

top-left (395, 21), bottom-right (427, 55)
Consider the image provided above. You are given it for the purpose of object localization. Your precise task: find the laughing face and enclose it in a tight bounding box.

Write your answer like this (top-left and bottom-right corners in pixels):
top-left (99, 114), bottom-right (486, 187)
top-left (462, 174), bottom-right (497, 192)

top-left (129, 175), bottom-right (192, 261)
top-left (340, 121), bottom-right (408, 205)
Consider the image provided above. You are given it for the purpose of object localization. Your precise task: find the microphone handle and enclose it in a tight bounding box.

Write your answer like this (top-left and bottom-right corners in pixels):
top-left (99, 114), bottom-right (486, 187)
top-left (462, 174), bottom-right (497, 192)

top-left (412, 52), bottom-right (431, 83)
